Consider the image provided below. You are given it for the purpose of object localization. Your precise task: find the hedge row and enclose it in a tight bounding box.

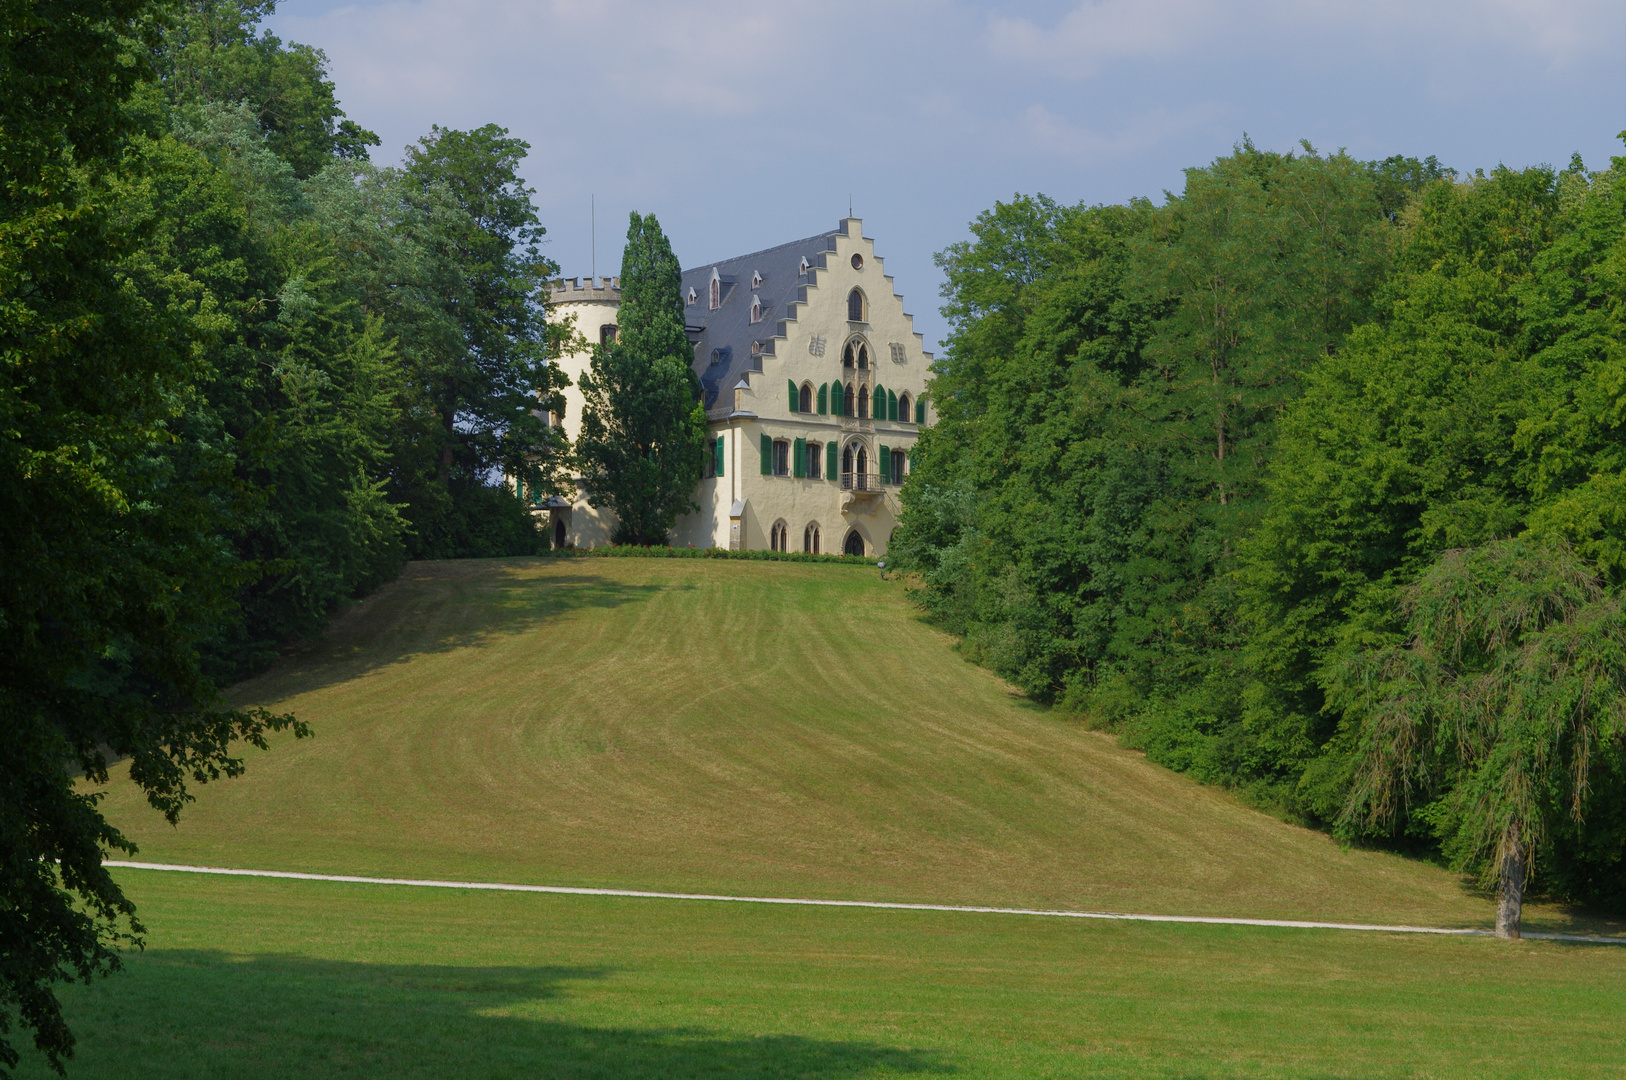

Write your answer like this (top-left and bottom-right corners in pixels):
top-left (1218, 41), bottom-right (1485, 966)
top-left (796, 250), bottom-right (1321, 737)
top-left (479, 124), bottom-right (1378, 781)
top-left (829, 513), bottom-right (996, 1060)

top-left (547, 544), bottom-right (877, 566)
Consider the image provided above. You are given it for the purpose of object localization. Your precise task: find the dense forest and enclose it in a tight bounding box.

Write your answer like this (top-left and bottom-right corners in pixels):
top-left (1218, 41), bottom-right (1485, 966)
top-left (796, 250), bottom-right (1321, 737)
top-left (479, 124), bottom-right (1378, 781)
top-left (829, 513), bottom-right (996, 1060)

top-left (894, 139), bottom-right (1626, 912)
top-left (2, 1), bottom-right (576, 1070)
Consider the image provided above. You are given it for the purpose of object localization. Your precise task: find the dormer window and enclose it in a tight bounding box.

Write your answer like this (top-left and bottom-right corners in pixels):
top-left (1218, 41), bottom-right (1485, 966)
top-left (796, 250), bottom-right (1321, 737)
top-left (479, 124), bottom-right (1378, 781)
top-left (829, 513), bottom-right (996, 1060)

top-left (750, 297), bottom-right (762, 323)
top-left (799, 256), bottom-right (810, 275)
top-left (687, 287), bottom-right (697, 305)
top-left (709, 271), bottom-right (720, 310)
top-left (751, 270), bottom-right (762, 288)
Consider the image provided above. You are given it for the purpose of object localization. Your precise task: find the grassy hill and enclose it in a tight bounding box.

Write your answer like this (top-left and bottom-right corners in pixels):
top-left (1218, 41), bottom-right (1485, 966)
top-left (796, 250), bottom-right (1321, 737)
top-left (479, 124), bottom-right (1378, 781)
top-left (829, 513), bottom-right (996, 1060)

top-left (31, 557), bottom-right (1626, 1079)
top-left (99, 556), bottom-right (1542, 926)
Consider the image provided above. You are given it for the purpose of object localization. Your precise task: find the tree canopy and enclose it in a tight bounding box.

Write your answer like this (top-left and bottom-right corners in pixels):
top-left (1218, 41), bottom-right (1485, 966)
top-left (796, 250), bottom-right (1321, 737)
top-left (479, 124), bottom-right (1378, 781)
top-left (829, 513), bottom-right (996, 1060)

top-left (897, 140), bottom-right (1626, 914)
top-left (575, 212), bottom-right (708, 545)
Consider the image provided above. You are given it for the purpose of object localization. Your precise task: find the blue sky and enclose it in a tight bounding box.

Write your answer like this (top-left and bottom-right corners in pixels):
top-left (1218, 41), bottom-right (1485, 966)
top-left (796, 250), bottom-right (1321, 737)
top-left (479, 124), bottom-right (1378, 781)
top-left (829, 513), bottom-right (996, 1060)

top-left (266, 0), bottom-right (1626, 352)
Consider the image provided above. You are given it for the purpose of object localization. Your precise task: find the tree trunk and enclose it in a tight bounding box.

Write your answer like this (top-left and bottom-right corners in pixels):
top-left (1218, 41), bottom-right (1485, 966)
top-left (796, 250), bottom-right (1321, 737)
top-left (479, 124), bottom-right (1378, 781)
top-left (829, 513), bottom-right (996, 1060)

top-left (1494, 823), bottom-right (1526, 940)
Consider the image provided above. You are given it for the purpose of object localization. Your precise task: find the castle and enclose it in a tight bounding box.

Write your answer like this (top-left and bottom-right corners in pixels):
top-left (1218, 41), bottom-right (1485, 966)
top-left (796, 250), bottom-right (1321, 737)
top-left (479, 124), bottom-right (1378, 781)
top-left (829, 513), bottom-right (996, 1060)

top-left (537, 217), bottom-right (933, 556)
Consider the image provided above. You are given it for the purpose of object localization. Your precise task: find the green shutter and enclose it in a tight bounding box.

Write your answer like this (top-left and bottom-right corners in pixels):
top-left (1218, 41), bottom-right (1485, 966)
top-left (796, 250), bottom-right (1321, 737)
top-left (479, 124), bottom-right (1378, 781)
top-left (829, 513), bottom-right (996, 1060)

top-left (873, 384), bottom-right (884, 418)
top-left (817, 383), bottom-right (828, 414)
top-left (793, 438), bottom-right (806, 478)
top-left (715, 435), bottom-right (725, 477)
top-left (878, 445), bottom-right (889, 483)
top-left (788, 379), bottom-right (799, 412)
top-left (888, 389), bottom-right (898, 421)
top-left (760, 433), bottom-right (772, 474)
top-left (515, 476), bottom-right (524, 502)
top-left (915, 397), bottom-right (926, 424)
top-left (826, 441), bottom-right (838, 481)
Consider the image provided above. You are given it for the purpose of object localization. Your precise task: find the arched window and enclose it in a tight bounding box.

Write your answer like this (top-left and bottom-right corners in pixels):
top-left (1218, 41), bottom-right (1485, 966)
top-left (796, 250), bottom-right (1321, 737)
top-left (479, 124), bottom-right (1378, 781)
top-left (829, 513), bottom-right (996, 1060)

top-left (898, 392), bottom-right (911, 423)
top-left (709, 274), bottom-right (720, 310)
top-left (687, 287), bottom-right (697, 305)
top-left (848, 289), bottom-right (865, 322)
top-left (751, 270), bottom-right (762, 288)
top-left (806, 441), bottom-right (823, 480)
top-left (750, 297), bottom-right (761, 323)
top-left (841, 444), bottom-right (853, 477)
top-left (600, 324), bottom-right (618, 345)
top-left (773, 439), bottom-right (790, 476)
top-left (844, 529), bottom-right (865, 556)
top-left (856, 445), bottom-right (868, 476)
top-left (799, 383), bottom-right (813, 413)
top-left (842, 341), bottom-right (855, 369)
top-left (770, 521), bottom-right (789, 552)
top-left (858, 386), bottom-right (869, 419)
top-left (799, 256), bottom-right (810, 276)
top-left (856, 343), bottom-right (868, 370)
top-left (843, 383), bottom-right (855, 416)
top-left (804, 523), bottom-right (821, 554)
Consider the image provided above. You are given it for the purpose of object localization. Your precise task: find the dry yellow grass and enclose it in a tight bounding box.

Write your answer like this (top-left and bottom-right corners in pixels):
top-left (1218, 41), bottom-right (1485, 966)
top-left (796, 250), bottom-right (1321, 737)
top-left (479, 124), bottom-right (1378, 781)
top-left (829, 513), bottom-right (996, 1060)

top-left (92, 557), bottom-right (1613, 933)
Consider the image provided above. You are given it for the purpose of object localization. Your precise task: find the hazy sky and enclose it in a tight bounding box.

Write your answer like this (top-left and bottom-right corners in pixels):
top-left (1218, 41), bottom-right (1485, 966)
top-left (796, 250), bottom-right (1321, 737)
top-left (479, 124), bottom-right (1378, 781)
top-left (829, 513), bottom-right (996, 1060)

top-left (266, 0), bottom-right (1626, 352)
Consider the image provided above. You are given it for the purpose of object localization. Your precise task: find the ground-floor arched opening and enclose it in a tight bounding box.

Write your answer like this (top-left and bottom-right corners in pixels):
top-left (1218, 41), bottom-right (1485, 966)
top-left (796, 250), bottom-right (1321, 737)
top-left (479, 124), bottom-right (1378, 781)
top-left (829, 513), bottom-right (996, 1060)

top-left (843, 529), bottom-right (866, 557)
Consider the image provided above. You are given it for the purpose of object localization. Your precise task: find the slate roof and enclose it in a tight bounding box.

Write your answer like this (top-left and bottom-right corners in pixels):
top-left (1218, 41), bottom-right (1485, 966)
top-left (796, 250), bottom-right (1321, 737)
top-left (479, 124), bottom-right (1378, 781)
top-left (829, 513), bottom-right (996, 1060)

top-left (682, 227), bottom-right (844, 419)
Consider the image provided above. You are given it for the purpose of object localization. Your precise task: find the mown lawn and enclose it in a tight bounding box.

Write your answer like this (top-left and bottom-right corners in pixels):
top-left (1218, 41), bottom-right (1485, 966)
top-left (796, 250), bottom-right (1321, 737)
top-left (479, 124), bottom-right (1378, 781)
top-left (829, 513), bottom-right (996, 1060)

top-left (42, 556), bottom-right (1624, 1078)
top-left (87, 557), bottom-right (1603, 931)
top-left (22, 870), bottom-right (1626, 1080)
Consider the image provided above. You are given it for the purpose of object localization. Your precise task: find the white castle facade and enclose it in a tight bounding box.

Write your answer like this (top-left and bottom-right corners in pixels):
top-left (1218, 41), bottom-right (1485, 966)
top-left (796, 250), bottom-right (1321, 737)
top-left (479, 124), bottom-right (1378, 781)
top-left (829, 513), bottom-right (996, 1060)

top-left (536, 217), bottom-right (933, 556)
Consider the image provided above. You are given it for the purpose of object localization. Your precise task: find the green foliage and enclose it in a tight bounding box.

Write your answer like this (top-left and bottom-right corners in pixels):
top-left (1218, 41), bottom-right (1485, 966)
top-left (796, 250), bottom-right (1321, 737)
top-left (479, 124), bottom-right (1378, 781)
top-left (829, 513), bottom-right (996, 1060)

top-left (576, 212), bottom-right (708, 545)
top-left (0, 1), bottom-right (307, 1071)
top-left (154, 0), bottom-right (379, 177)
top-left (906, 140), bottom-right (1626, 909)
top-left (1333, 541), bottom-right (1626, 927)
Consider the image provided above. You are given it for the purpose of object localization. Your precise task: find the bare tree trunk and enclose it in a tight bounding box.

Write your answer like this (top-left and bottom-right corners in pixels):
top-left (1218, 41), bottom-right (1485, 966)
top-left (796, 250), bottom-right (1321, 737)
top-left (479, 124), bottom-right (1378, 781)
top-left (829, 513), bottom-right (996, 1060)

top-left (1495, 823), bottom-right (1526, 940)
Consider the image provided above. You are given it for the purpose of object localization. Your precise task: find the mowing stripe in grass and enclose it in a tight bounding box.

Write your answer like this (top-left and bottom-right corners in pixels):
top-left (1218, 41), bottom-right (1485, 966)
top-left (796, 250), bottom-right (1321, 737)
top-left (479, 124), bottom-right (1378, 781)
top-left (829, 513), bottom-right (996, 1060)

top-left (105, 861), bottom-right (1625, 944)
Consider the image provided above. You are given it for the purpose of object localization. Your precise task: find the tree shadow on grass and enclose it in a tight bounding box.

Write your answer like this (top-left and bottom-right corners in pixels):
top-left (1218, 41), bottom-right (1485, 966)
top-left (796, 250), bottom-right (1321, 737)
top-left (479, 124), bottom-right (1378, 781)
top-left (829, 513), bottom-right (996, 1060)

top-left (34, 949), bottom-right (953, 1080)
top-left (240, 560), bottom-right (693, 702)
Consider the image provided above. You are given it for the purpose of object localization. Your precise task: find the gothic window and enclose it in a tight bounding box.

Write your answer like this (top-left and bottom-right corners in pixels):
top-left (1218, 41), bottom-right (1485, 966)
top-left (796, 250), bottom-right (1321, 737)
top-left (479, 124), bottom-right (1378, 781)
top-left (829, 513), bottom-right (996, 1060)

top-left (843, 529), bottom-right (865, 556)
top-left (856, 445), bottom-right (868, 475)
top-left (842, 444), bottom-right (853, 476)
top-left (843, 383), bottom-right (854, 416)
top-left (770, 521), bottom-right (789, 552)
top-left (848, 288), bottom-right (865, 322)
top-left (858, 386), bottom-right (869, 419)
top-left (856, 343), bottom-right (868, 370)
top-left (687, 287), bottom-right (697, 305)
top-left (799, 383), bottom-right (813, 413)
top-left (773, 439), bottom-right (790, 477)
top-left (804, 524), bottom-right (821, 554)
top-left (599, 324), bottom-right (617, 345)
top-left (799, 256), bottom-right (810, 275)
top-left (709, 274), bottom-right (720, 310)
top-left (843, 341), bottom-right (855, 369)
top-left (898, 392), bottom-right (911, 422)
top-left (750, 297), bottom-right (761, 323)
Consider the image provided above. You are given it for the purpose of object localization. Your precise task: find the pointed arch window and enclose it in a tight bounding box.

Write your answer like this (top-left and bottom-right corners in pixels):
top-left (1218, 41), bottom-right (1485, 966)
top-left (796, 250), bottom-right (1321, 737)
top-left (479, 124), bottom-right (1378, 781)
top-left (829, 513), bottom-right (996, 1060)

top-left (843, 383), bottom-right (855, 417)
top-left (687, 287), bottom-right (697, 305)
top-left (848, 289), bottom-right (865, 322)
top-left (770, 521), bottom-right (789, 552)
top-left (843, 341), bottom-right (855, 369)
top-left (798, 383), bottom-right (813, 413)
top-left (858, 386), bottom-right (869, 419)
top-left (799, 256), bottom-right (810, 276)
top-left (750, 297), bottom-right (762, 323)
top-left (843, 529), bottom-right (865, 556)
top-left (898, 392), bottom-right (912, 423)
top-left (709, 273), bottom-right (720, 310)
top-left (804, 523), bottom-right (821, 554)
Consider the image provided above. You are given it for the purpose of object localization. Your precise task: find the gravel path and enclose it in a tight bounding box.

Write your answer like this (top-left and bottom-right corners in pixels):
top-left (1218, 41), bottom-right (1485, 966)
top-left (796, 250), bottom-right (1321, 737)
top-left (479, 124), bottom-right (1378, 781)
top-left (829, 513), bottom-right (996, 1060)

top-left (106, 860), bottom-right (1624, 945)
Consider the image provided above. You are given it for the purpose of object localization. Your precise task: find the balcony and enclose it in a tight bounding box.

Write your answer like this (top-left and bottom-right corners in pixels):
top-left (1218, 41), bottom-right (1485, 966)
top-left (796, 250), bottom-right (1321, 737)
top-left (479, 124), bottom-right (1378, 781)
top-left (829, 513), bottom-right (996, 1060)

top-left (840, 472), bottom-right (883, 495)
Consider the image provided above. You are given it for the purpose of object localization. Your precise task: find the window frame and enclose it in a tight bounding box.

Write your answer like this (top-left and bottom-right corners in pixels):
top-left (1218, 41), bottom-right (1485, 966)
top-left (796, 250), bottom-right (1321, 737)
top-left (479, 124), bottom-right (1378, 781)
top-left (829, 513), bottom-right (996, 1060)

top-left (847, 288), bottom-right (866, 322)
top-left (772, 439), bottom-right (791, 477)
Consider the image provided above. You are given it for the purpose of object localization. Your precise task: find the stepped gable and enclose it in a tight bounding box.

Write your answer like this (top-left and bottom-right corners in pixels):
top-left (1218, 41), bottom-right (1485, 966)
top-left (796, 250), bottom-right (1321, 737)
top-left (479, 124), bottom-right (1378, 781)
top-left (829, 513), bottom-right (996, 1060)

top-left (683, 227), bottom-right (842, 417)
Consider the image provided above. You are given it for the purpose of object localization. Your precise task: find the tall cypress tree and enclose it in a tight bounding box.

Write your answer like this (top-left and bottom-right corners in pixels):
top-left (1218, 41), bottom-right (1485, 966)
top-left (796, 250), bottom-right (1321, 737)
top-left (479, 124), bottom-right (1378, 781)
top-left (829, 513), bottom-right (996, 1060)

top-left (576, 212), bottom-right (708, 545)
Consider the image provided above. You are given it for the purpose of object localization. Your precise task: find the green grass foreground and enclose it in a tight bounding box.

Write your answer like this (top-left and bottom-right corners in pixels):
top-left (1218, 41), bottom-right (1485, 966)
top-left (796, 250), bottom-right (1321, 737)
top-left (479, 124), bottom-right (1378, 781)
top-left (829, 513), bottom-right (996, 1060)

top-left (24, 871), bottom-right (1626, 1080)
top-left (46, 557), bottom-right (1626, 1076)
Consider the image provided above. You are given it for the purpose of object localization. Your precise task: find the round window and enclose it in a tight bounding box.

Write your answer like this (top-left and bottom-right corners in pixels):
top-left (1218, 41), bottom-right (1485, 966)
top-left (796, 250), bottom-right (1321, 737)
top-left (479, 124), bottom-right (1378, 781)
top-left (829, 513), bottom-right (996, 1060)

top-left (851, 253), bottom-right (863, 270)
